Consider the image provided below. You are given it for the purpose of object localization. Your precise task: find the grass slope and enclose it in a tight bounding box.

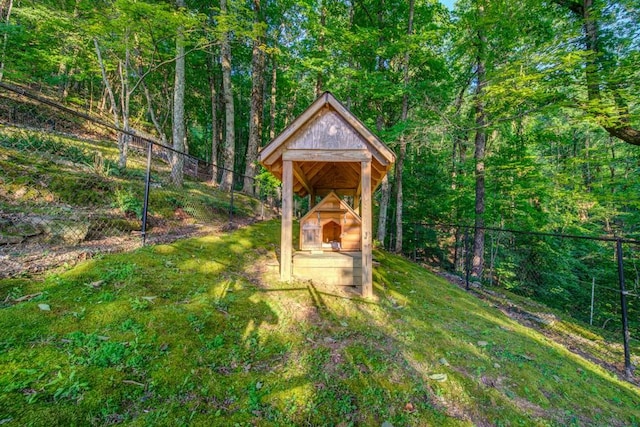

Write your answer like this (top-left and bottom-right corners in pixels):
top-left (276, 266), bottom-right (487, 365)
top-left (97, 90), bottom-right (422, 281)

top-left (1, 125), bottom-right (266, 276)
top-left (0, 125), bottom-right (259, 220)
top-left (1, 220), bottom-right (639, 426)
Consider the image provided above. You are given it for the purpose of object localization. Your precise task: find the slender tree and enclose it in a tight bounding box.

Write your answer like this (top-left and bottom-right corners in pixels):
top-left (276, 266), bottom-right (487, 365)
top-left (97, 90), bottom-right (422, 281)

top-left (0, 0), bottom-right (12, 82)
top-left (208, 46), bottom-right (220, 183)
top-left (94, 38), bottom-right (130, 169)
top-left (243, 0), bottom-right (266, 195)
top-left (393, 0), bottom-right (415, 254)
top-left (471, 2), bottom-right (488, 280)
top-left (171, 0), bottom-right (187, 187)
top-left (219, 0), bottom-right (236, 191)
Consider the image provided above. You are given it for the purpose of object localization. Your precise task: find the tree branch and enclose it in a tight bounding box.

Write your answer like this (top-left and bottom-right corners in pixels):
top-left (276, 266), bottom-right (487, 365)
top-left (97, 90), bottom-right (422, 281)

top-left (551, 0), bottom-right (583, 16)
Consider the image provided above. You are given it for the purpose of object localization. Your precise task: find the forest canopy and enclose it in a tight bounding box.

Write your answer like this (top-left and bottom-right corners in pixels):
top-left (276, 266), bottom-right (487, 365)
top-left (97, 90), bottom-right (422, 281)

top-left (1, 0), bottom-right (638, 249)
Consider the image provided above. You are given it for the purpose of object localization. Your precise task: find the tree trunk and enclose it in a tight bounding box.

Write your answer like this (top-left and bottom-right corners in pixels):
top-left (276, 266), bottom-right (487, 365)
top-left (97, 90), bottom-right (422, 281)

top-left (284, 89), bottom-right (296, 127)
top-left (219, 0), bottom-right (236, 191)
top-left (315, 3), bottom-right (326, 97)
top-left (243, 0), bottom-right (266, 195)
top-left (376, 173), bottom-right (390, 245)
top-left (472, 10), bottom-right (487, 281)
top-left (118, 43), bottom-right (132, 170)
top-left (209, 48), bottom-right (219, 183)
top-left (375, 102), bottom-right (390, 247)
top-left (0, 0), bottom-right (13, 82)
top-left (171, 0), bottom-right (186, 187)
top-left (374, 13), bottom-right (389, 248)
top-left (94, 38), bottom-right (127, 168)
top-left (140, 79), bottom-right (168, 145)
top-left (269, 53), bottom-right (277, 140)
top-left (393, 0), bottom-right (414, 254)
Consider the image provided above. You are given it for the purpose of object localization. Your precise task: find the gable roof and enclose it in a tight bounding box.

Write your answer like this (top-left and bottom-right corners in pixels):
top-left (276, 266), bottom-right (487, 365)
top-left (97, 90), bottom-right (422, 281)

top-left (299, 191), bottom-right (362, 225)
top-left (258, 92), bottom-right (395, 197)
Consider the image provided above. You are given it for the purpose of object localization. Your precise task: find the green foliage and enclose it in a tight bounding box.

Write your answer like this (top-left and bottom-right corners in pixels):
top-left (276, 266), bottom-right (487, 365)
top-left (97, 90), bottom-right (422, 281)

top-left (255, 167), bottom-right (280, 200)
top-left (113, 188), bottom-right (143, 219)
top-left (100, 262), bottom-right (135, 285)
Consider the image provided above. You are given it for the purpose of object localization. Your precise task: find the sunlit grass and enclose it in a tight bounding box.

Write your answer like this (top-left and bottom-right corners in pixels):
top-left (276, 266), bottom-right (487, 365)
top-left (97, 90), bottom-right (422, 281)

top-left (1, 220), bottom-right (639, 425)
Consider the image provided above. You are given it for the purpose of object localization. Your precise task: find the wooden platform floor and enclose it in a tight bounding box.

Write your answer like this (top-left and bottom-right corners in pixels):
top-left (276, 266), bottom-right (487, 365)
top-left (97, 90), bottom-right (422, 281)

top-left (292, 251), bottom-right (362, 287)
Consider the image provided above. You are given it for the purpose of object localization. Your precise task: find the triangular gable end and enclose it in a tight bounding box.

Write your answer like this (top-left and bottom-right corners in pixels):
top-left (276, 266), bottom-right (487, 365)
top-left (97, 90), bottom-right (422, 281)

top-left (259, 92), bottom-right (395, 167)
top-left (287, 110), bottom-right (368, 151)
top-left (299, 191), bottom-right (362, 225)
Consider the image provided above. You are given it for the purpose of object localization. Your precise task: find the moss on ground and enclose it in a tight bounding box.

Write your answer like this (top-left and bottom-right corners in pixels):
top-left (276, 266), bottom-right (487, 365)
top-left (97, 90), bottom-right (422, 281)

top-left (1, 220), bottom-right (639, 426)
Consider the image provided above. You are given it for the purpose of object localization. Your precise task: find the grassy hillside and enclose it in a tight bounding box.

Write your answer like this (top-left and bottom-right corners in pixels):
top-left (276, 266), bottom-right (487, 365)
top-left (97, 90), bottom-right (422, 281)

top-left (1, 220), bottom-right (638, 426)
top-left (0, 125), bottom-right (267, 276)
top-left (0, 125), bottom-right (261, 219)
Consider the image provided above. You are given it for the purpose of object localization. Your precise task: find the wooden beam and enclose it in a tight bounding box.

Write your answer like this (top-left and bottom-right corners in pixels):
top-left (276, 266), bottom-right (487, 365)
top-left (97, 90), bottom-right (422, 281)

top-left (361, 160), bottom-right (373, 298)
top-left (283, 149), bottom-right (371, 163)
top-left (309, 163), bottom-right (337, 187)
top-left (315, 188), bottom-right (357, 197)
top-left (345, 161), bottom-right (361, 175)
top-left (301, 162), bottom-right (325, 186)
top-left (281, 160), bottom-right (294, 281)
top-left (339, 164), bottom-right (360, 182)
top-left (293, 163), bottom-right (313, 195)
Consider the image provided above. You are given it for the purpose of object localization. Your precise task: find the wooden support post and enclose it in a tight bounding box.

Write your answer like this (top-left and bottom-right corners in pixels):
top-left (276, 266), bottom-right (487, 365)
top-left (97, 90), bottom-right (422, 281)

top-left (281, 160), bottom-right (293, 281)
top-left (361, 160), bottom-right (373, 298)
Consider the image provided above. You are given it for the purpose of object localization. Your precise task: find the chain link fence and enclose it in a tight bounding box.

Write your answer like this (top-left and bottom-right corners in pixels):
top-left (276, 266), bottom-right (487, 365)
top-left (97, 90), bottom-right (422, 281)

top-left (406, 222), bottom-right (640, 377)
top-left (0, 83), bottom-right (280, 278)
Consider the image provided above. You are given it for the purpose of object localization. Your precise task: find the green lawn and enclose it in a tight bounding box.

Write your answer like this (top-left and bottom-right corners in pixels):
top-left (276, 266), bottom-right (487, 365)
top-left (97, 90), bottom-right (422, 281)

top-left (1, 220), bottom-right (638, 426)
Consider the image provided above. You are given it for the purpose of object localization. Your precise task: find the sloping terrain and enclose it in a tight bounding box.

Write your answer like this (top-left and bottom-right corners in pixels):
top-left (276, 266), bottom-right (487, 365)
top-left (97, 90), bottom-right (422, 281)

top-left (1, 220), bottom-right (638, 426)
top-left (0, 125), bottom-right (269, 277)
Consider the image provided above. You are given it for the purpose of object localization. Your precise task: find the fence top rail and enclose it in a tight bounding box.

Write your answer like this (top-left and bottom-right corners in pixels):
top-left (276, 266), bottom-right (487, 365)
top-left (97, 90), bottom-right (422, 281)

top-left (414, 222), bottom-right (640, 245)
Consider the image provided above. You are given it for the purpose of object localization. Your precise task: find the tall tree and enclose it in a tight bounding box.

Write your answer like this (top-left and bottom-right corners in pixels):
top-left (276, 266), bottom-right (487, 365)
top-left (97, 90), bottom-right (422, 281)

top-left (242, 0), bottom-right (266, 195)
top-left (208, 46), bottom-right (220, 182)
top-left (0, 0), bottom-right (13, 81)
top-left (171, 0), bottom-right (187, 187)
top-left (471, 2), bottom-right (488, 280)
top-left (93, 37), bottom-right (130, 169)
top-left (393, 0), bottom-right (415, 254)
top-left (219, 0), bottom-right (236, 191)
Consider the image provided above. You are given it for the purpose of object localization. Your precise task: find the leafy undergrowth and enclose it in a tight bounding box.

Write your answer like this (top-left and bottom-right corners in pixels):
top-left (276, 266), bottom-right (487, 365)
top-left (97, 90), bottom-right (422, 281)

top-left (1, 220), bottom-right (639, 426)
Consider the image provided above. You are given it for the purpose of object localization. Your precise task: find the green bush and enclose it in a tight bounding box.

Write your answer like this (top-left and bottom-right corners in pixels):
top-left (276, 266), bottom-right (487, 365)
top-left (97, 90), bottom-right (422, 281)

top-left (114, 188), bottom-right (143, 219)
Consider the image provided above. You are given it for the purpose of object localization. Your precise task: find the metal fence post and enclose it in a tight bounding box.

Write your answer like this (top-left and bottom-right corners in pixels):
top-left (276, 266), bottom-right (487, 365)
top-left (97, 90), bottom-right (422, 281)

top-left (616, 238), bottom-right (633, 378)
top-left (141, 140), bottom-right (153, 246)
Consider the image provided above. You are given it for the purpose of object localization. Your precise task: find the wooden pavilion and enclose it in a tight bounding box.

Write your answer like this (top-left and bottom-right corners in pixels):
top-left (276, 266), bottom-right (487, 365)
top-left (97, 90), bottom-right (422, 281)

top-left (258, 92), bottom-right (395, 297)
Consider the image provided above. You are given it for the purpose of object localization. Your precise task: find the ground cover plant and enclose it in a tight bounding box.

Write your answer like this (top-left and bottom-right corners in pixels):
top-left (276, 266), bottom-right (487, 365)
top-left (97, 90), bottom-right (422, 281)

top-left (1, 220), bottom-right (638, 426)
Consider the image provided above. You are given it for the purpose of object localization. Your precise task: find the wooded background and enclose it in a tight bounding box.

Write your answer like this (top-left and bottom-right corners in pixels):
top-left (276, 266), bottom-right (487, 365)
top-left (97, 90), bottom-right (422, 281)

top-left (1, 0), bottom-right (639, 327)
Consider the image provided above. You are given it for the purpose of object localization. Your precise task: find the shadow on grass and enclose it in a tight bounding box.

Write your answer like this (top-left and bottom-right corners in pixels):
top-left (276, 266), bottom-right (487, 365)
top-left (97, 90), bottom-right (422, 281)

top-left (1, 220), bottom-right (639, 426)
